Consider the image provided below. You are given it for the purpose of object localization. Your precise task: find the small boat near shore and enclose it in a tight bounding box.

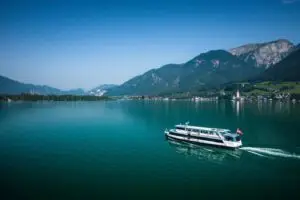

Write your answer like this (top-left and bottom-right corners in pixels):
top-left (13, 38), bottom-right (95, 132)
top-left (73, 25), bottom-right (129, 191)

top-left (165, 123), bottom-right (243, 149)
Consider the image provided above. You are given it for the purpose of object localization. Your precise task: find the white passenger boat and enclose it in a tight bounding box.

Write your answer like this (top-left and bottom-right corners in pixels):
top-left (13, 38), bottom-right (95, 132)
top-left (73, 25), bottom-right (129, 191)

top-left (165, 123), bottom-right (243, 149)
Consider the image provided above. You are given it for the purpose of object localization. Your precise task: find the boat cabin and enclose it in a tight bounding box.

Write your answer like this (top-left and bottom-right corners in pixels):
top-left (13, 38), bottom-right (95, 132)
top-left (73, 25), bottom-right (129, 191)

top-left (175, 125), bottom-right (228, 135)
top-left (175, 124), bottom-right (241, 142)
top-left (223, 133), bottom-right (241, 142)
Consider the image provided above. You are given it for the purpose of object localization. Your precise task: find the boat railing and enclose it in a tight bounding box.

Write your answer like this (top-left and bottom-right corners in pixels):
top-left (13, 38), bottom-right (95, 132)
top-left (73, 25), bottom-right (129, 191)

top-left (215, 132), bottom-right (224, 141)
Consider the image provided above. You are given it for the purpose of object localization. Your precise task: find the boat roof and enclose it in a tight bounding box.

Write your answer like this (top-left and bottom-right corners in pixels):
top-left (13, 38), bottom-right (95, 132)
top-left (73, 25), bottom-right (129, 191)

top-left (175, 124), bottom-right (231, 132)
top-left (224, 132), bottom-right (239, 137)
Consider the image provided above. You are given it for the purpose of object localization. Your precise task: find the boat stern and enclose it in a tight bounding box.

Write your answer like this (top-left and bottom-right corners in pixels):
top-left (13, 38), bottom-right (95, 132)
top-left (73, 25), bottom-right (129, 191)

top-left (223, 140), bottom-right (242, 149)
top-left (234, 140), bottom-right (243, 148)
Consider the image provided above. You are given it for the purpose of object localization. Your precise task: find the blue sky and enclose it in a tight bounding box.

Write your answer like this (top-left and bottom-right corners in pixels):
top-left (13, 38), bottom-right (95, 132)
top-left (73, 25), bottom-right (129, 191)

top-left (0, 0), bottom-right (300, 90)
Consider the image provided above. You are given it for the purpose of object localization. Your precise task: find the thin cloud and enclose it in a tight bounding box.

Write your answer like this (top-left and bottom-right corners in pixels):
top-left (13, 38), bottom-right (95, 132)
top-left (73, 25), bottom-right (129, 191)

top-left (282, 0), bottom-right (300, 4)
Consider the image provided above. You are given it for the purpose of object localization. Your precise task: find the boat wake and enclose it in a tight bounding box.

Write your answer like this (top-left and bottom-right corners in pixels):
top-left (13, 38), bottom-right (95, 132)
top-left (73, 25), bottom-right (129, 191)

top-left (240, 147), bottom-right (300, 159)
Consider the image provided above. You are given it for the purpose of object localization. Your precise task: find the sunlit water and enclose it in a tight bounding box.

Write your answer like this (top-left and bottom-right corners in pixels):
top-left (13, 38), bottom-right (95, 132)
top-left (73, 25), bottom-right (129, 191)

top-left (0, 100), bottom-right (299, 199)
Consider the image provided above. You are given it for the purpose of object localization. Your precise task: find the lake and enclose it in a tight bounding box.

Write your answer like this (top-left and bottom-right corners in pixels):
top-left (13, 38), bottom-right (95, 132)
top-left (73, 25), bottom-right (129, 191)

top-left (0, 100), bottom-right (300, 199)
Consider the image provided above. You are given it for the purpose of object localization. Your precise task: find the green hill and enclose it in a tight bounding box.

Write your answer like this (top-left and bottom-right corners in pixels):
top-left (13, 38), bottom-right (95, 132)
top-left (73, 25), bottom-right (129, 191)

top-left (0, 75), bottom-right (62, 95)
top-left (108, 50), bottom-right (260, 95)
top-left (0, 75), bottom-right (85, 95)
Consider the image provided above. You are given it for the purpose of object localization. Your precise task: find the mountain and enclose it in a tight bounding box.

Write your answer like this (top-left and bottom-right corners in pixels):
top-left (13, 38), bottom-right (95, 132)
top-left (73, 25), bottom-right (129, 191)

top-left (63, 88), bottom-right (86, 95)
top-left (0, 75), bottom-right (86, 95)
top-left (108, 50), bottom-right (259, 95)
top-left (0, 75), bottom-right (62, 95)
top-left (258, 49), bottom-right (300, 81)
top-left (88, 84), bottom-right (117, 96)
top-left (230, 39), bottom-right (294, 69)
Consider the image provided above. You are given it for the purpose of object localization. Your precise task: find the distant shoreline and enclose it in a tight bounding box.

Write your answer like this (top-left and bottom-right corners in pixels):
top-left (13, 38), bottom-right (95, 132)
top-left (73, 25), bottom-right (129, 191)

top-left (0, 94), bottom-right (111, 102)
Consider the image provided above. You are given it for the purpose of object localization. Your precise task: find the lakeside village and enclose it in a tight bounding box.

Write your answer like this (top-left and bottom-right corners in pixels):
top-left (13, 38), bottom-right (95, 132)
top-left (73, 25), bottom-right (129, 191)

top-left (0, 91), bottom-right (298, 103)
top-left (123, 82), bottom-right (300, 103)
top-left (123, 90), bottom-right (298, 103)
top-left (1, 90), bottom-right (299, 103)
top-left (1, 82), bottom-right (300, 103)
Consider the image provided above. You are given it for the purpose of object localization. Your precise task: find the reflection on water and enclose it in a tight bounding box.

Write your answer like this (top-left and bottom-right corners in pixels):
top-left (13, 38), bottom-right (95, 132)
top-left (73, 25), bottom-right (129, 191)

top-left (254, 100), bottom-right (293, 115)
top-left (192, 100), bottom-right (284, 118)
top-left (193, 100), bottom-right (296, 118)
top-left (232, 100), bottom-right (244, 117)
top-left (274, 101), bottom-right (291, 114)
top-left (167, 139), bottom-right (243, 164)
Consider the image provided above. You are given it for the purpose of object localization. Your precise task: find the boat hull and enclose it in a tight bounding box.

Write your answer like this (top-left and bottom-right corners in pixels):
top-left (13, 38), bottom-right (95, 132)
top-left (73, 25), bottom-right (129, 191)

top-left (165, 131), bottom-right (241, 150)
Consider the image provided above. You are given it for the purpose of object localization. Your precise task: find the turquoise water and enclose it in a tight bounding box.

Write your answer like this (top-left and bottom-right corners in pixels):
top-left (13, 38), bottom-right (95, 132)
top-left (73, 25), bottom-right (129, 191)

top-left (0, 101), bottom-right (300, 199)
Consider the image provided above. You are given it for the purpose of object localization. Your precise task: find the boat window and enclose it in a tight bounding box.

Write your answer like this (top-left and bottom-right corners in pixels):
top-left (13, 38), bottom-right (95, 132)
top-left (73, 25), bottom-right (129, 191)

top-left (176, 127), bottom-right (185, 130)
top-left (235, 136), bottom-right (241, 141)
top-left (192, 129), bottom-right (198, 133)
top-left (169, 131), bottom-right (223, 143)
top-left (225, 136), bottom-right (234, 141)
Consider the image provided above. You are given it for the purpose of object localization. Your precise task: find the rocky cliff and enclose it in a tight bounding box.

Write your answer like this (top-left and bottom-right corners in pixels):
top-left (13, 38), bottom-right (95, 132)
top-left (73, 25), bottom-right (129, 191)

top-left (230, 39), bottom-right (294, 69)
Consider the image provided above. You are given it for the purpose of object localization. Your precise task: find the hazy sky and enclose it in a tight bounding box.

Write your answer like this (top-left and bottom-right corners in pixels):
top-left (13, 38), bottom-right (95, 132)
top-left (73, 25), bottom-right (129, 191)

top-left (0, 0), bottom-right (300, 90)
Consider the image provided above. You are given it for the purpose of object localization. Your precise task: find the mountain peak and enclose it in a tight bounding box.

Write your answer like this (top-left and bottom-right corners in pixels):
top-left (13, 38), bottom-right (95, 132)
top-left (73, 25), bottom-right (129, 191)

top-left (229, 39), bottom-right (294, 69)
top-left (199, 49), bottom-right (231, 57)
top-left (189, 50), bottom-right (233, 64)
top-left (230, 39), bottom-right (293, 55)
top-left (88, 84), bottom-right (117, 96)
top-left (273, 38), bottom-right (293, 44)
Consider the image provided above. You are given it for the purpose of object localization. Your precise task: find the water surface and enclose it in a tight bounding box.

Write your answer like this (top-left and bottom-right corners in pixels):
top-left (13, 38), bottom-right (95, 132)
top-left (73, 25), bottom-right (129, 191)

top-left (0, 100), bottom-right (300, 199)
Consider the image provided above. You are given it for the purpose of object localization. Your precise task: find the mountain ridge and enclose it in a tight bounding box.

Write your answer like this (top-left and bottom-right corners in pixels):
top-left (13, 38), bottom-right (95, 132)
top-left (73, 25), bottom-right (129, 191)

top-left (0, 75), bottom-right (62, 95)
top-left (229, 39), bottom-right (294, 69)
top-left (88, 84), bottom-right (118, 96)
top-left (108, 50), bottom-right (260, 95)
top-left (0, 75), bottom-right (98, 95)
